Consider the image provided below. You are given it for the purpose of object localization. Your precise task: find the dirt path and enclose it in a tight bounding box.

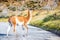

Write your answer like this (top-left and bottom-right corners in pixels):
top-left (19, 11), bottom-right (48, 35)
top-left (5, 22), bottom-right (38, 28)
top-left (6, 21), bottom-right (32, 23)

top-left (0, 22), bottom-right (60, 40)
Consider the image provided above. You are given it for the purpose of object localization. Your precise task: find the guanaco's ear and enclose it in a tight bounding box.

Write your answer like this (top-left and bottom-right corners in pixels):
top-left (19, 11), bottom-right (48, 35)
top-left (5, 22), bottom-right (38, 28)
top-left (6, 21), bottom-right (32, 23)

top-left (26, 9), bottom-right (33, 14)
top-left (28, 9), bottom-right (32, 14)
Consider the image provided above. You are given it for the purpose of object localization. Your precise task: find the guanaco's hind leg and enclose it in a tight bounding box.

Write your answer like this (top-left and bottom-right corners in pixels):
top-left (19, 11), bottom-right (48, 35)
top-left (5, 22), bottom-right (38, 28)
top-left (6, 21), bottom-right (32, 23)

top-left (7, 26), bottom-right (11, 36)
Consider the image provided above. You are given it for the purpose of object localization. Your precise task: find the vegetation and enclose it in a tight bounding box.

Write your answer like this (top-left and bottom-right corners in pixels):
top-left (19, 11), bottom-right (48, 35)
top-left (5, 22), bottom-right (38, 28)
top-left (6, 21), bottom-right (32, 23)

top-left (43, 13), bottom-right (60, 22)
top-left (8, 7), bottom-right (16, 11)
top-left (25, 1), bottom-right (42, 10)
top-left (0, 10), bottom-right (2, 12)
top-left (30, 12), bottom-right (60, 35)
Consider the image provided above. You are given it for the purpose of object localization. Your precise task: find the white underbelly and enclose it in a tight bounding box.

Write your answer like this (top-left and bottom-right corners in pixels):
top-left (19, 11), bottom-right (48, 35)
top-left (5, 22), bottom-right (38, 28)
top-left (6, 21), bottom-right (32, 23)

top-left (15, 17), bottom-right (24, 25)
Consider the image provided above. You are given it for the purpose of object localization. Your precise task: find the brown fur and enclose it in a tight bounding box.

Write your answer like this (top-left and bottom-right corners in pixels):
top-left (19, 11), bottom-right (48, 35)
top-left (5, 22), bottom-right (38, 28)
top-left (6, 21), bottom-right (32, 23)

top-left (8, 10), bottom-right (31, 32)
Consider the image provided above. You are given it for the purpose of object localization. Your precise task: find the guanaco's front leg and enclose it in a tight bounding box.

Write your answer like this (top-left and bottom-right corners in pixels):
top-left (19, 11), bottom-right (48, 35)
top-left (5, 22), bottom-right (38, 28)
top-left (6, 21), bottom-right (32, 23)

top-left (24, 23), bottom-right (28, 35)
top-left (13, 24), bottom-right (16, 33)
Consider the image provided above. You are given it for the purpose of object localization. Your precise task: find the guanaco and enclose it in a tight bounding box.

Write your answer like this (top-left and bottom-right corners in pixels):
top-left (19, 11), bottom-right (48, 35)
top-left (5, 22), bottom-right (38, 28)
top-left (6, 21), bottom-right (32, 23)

top-left (7, 9), bottom-right (32, 36)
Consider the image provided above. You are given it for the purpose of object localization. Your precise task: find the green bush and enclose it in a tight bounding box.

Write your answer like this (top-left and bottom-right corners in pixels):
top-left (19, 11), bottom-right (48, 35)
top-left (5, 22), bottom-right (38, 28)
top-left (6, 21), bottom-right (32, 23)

top-left (43, 13), bottom-right (60, 22)
top-left (0, 10), bottom-right (2, 12)
top-left (43, 20), bottom-right (60, 30)
top-left (0, 16), bottom-right (9, 18)
top-left (8, 7), bottom-right (16, 11)
top-left (26, 1), bottom-right (41, 10)
top-left (30, 20), bottom-right (44, 27)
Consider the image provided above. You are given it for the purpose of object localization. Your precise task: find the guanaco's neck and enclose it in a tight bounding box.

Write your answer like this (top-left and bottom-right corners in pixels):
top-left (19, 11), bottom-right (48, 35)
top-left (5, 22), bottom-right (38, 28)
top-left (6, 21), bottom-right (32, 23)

top-left (27, 10), bottom-right (32, 24)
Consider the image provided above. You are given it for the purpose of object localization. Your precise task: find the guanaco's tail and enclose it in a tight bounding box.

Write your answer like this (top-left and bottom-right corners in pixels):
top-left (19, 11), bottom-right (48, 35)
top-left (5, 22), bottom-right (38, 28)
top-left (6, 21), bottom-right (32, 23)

top-left (8, 16), bottom-right (12, 27)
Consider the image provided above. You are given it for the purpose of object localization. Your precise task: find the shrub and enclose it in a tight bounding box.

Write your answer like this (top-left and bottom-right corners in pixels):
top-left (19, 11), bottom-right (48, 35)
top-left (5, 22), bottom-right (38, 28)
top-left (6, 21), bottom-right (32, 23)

top-left (43, 21), bottom-right (60, 30)
top-left (25, 1), bottom-right (41, 10)
top-left (30, 20), bottom-right (44, 27)
top-left (8, 7), bottom-right (16, 11)
top-left (0, 10), bottom-right (2, 12)
top-left (43, 13), bottom-right (60, 22)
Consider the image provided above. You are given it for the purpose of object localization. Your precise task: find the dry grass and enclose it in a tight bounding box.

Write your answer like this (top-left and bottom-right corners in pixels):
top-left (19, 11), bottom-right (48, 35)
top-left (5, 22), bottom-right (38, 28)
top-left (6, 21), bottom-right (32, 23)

top-left (0, 18), bottom-right (8, 22)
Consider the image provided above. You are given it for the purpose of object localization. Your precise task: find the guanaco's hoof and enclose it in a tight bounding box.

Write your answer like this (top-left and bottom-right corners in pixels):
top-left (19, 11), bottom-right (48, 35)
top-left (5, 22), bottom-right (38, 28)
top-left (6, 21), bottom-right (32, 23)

top-left (13, 30), bottom-right (15, 32)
